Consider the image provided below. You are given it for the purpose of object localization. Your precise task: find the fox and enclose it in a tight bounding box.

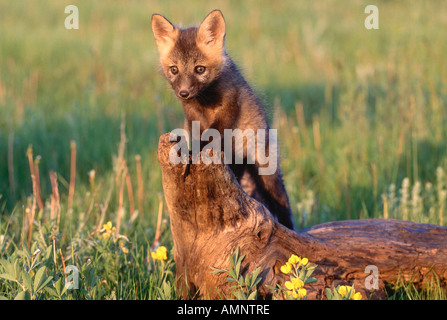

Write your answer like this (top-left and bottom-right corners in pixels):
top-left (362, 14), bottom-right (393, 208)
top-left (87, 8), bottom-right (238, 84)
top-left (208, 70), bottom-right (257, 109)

top-left (151, 9), bottom-right (295, 230)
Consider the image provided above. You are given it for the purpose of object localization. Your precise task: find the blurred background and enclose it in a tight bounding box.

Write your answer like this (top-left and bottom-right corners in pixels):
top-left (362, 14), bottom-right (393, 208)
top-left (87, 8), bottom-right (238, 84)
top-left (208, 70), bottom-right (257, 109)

top-left (1, 0), bottom-right (447, 228)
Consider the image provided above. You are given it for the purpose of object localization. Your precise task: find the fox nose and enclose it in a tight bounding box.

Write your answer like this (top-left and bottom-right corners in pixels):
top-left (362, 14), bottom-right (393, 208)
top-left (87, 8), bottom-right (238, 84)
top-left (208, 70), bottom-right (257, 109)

top-left (179, 90), bottom-right (190, 98)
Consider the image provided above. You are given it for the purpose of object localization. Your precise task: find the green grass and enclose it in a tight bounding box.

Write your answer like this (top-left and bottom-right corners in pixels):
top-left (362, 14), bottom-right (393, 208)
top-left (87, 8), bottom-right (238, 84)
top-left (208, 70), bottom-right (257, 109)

top-left (1, 0), bottom-right (447, 300)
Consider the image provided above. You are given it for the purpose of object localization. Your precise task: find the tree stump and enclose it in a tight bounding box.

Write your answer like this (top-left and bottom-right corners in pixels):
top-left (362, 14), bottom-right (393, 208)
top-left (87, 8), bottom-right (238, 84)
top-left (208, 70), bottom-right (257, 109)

top-left (157, 133), bottom-right (447, 299)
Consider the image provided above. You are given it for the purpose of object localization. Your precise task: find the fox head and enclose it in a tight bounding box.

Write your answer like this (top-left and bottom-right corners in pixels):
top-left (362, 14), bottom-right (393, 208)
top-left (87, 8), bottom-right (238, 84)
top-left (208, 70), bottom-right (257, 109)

top-left (151, 10), bottom-right (227, 101)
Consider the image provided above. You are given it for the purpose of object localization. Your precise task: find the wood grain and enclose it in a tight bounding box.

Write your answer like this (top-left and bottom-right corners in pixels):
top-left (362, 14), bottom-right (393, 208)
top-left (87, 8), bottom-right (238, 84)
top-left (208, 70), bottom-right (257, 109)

top-left (157, 133), bottom-right (447, 299)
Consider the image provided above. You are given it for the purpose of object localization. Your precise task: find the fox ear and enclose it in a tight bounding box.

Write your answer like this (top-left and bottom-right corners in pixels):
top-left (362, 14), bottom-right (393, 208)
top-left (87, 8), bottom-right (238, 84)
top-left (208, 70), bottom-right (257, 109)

top-left (151, 14), bottom-right (178, 55)
top-left (197, 10), bottom-right (226, 50)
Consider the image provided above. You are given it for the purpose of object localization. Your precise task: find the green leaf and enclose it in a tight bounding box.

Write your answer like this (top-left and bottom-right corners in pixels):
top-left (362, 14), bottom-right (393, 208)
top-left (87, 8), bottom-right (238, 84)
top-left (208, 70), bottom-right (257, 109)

top-left (252, 276), bottom-right (262, 288)
top-left (31, 261), bottom-right (43, 271)
top-left (44, 246), bottom-right (52, 260)
top-left (160, 281), bottom-right (172, 300)
top-left (244, 274), bottom-right (251, 289)
top-left (23, 245), bottom-right (32, 260)
top-left (325, 288), bottom-right (334, 300)
top-left (233, 290), bottom-right (246, 300)
top-left (251, 267), bottom-right (262, 287)
top-left (37, 276), bottom-right (53, 293)
top-left (54, 277), bottom-right (62, 295)
top-left (33, 266), bottom-right (46, 292)
top-left (331, 287), bottom-right (342, 300)
top-left (346, 284), bottom-right (355, 300)
top-left (247, 290), bottom-right (257, 300)
top-left (14, 291), bottom-right (31, 300)
top-left (22, 271), bottom-right (33, 292)
top-left (44, 287), bottom-right (58, 298)
top-left (305, 277), bottom-right (317, 284)
top-left (210, 267), bottom-right (227, 276)
top-left (0, 259), bottom-right (13, 275)
top-left (13, 260), bottom-right (19, 280)
top-left (298, 268), bottom-right (305, 279)
top-left (227, 268), bottom-right (236, 280)
top-left (229, 251), bottom-right (235, 267)
top-left (0, 273), bottom-right (16, 282)
top-left (234, 259), bottom-right (242, 279)
top-left (305, 266), bottom-right (316, 278)
top-left (60, 281), bottom-right (68, 296)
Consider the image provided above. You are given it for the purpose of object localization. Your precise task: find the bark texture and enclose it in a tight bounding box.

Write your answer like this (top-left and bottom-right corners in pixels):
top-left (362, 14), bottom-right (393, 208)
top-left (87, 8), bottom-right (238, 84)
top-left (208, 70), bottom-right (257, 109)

top-left (157, 133), bottom-right (447, 299)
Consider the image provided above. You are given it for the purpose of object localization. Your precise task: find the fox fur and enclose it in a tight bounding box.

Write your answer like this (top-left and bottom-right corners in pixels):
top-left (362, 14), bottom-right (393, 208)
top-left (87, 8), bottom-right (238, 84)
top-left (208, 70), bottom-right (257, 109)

top-left (151, 10), bottom-right (295, 230)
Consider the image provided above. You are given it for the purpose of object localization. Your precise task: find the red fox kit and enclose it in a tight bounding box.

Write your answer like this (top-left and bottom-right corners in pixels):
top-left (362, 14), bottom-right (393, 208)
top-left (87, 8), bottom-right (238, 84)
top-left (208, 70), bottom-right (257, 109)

top-left (151, 10), bottom-right (295, 230)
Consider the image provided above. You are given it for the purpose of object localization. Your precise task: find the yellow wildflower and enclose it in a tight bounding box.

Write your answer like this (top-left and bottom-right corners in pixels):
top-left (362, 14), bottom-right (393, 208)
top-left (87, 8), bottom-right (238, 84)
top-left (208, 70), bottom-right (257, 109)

top-left (286, 287), bottom-right (307, 299)
top-left (101, 221), bottom-right (116, 239)
top-left (294, 278), bottom-right (304, 289)
top-left (288, 254), bottom-right (301, 265)
top-left (285, 277), bottom-right (304, 291)
top-left (286, 290), bottom-right (297, 298)
top-left (297, 288), bottom-right (307, 298)
top-left (300, 257), bottom-right (308, 266)
top-left (352, 292), bottom-right (362, 300)
top-left (103, 221), bottom-right (112, 231)
top-left (338, 285), bottom-right (350, 297)
top-left (119, 240), bottom-right (129, 254)
top-left (279, 253), bottom-right (314, 300)
top-left (151, 246), bottom-right (167, 261)
top-left (292, 278), bottom-right (304, 289)
top-left (338, 285), bottom-right (360, 299)
top-left (285, 281), bottom-right (294, 290)
top-left (280, 262), bottom-right (292, 274)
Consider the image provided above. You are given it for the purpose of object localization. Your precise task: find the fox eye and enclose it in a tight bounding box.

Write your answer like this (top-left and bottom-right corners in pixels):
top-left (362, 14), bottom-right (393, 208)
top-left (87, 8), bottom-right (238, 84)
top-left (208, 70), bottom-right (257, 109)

top-left (195, 66), bottom-right (206, 74)
top-left (170, 66), bottom-right (179, 75)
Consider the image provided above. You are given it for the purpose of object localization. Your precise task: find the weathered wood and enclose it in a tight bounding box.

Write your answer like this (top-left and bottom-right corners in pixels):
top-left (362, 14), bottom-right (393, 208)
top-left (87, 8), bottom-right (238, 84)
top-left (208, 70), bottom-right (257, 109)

top-left (157, 133), bottom-right (447, 299)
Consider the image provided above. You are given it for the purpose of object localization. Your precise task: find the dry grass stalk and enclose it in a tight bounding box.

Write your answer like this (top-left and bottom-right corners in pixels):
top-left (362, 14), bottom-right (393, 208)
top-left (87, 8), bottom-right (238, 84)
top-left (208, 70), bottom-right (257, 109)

top-left (67, 141), bottom-right (77, 212)
top-left (52, 237), bottom-right (57, 267)
top-left (26, 146), bottom-right (44, 212)
top-left (115, 169), bottom-right (126, 236)
top-left (382, 195), bottom-right (389, 219)
top-left (312, 115), bottom-right (325, 176)
top-left (125, 164), bottom-right (135, 217)
top-left (26, 196), bottom-right (36, 249)
top-left (295, 102), bottom-right (309, 144)
top-left (25, 146), bottom-right (38, 247)
top-left (34, 155), bottom-right (44, 212)
top-left (135, 154), bottom-right (144, 219)
top-left (112, 117), bottom-right (128, 236)
top-left (59, 248), bottom-right (66, 280)
top-left (93, 182), bottom-right (113, 236)
top-left (115, 121), bottom-right (127, 187)
top-left (78, 170), bottom-right (96, 232)
top-left (49, 171), bottom-right (60, 233)
top-left (151, 193), bottom-right (164, 250)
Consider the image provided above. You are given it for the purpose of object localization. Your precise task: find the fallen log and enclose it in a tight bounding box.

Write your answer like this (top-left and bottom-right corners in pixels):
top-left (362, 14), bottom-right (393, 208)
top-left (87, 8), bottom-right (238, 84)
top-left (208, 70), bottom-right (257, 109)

top-left (157, 133), bottom-right (447, 299)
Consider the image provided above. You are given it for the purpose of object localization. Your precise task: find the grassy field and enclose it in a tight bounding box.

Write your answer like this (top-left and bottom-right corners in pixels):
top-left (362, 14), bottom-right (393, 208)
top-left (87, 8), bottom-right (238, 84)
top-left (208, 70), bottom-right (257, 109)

top-left (1, 0), bottom-right (447, 300)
